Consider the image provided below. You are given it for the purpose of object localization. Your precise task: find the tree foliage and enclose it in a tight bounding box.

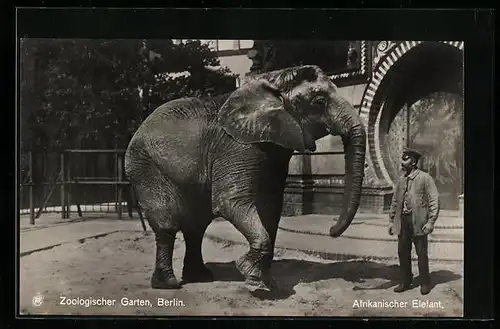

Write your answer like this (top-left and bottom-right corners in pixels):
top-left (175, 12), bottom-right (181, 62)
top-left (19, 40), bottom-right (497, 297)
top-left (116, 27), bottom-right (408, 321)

top-left (387, 91), bottom-right (463, 187)
top-left (409, 92), bottom-right (463, 185)
top-left (20, 39), bottom-right (237, 152)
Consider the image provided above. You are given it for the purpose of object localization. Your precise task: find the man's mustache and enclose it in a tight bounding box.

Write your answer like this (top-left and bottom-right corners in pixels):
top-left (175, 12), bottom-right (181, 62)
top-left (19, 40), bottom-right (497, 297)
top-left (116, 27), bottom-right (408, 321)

top-left (401, 164), bottom-right (411, 171)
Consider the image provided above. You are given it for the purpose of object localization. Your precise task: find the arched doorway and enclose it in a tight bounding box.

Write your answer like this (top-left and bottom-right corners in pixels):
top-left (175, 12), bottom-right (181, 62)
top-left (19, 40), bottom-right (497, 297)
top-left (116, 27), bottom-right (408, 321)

top-left (386, 92), bottom-right (463, 209)
top-left (379, 42), bottom-right (464, 210)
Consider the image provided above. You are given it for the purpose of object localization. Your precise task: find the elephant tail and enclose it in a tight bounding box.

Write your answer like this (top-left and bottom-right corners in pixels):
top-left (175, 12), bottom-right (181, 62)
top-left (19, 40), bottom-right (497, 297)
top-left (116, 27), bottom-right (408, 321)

top-left (129, 184), bottom-right (148, 233)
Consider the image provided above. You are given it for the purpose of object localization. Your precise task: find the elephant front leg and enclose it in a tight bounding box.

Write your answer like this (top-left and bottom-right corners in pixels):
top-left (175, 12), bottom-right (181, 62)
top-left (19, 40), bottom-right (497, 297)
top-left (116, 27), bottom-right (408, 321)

top-left (230, 206), bottom-right (278, 292)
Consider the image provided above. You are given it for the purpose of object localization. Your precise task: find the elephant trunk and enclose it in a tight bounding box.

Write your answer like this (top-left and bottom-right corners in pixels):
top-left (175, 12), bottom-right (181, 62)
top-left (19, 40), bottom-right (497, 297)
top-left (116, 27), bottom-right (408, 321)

top-left (327, 97), bottom-right (367, 238)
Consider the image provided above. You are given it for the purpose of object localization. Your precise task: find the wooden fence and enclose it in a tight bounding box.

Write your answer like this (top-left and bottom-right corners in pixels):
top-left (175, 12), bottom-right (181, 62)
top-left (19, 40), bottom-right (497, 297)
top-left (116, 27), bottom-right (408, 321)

top-left (19, 149), bottom-right (145, 229)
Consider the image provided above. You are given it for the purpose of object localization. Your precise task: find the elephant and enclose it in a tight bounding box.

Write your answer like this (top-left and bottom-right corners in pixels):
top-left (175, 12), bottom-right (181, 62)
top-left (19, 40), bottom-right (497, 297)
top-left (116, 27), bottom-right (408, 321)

top-left (124, 65), bottom-right (367, 291)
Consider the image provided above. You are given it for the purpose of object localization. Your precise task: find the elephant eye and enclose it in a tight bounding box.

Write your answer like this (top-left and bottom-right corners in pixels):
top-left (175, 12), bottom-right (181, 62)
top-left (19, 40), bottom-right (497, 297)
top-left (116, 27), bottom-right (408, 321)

top-left (312, 96), bottom-right (327, 109)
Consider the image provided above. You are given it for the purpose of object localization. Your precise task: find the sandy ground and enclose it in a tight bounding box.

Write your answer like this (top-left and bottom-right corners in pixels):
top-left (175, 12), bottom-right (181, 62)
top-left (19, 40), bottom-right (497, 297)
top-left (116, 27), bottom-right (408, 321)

top-left (20, 231), bottom-right (463, 317)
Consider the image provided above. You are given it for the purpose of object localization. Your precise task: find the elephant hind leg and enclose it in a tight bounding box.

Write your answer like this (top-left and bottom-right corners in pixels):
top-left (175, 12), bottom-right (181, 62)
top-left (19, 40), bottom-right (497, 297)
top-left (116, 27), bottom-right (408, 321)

top-left (132, 170), bottom-right (183, 290)
top-left (150, 226), bottom-right (180, 289)
top-left (181, 225), bottom-right (214, 284)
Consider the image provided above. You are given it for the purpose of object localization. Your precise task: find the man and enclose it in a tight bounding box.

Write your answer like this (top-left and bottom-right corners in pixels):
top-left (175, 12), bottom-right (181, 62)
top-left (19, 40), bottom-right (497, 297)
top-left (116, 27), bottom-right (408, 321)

top-left (388, 148), bottom-right (440, 295)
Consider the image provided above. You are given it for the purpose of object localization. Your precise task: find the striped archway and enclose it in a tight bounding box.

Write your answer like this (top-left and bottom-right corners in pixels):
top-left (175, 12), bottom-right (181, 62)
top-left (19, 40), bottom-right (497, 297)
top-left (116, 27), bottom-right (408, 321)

top-left (359, 40), bottom-right (464, 187)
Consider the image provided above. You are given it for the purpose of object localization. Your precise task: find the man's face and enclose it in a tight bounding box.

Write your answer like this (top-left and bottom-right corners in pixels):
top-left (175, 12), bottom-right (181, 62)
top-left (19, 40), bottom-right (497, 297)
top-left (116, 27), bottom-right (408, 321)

top-left (401, 154), bottom-right (415, 171)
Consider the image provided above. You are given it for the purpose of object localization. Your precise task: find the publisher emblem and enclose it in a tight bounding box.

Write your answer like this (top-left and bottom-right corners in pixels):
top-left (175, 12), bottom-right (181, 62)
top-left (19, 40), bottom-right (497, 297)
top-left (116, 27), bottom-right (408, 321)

top-left (32, 293), bottom-right (44, 307)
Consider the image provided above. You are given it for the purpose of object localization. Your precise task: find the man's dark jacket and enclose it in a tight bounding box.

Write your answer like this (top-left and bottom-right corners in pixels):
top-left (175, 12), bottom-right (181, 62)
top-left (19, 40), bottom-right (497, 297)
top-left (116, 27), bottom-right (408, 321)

top-left (389, 169), bottom-right (440, 236)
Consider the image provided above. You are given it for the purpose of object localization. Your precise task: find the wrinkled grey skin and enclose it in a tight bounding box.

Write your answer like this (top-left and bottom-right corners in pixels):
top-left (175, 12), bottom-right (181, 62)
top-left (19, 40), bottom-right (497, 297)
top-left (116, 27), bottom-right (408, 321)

top-left (125, 65), bottom-right (366, 291)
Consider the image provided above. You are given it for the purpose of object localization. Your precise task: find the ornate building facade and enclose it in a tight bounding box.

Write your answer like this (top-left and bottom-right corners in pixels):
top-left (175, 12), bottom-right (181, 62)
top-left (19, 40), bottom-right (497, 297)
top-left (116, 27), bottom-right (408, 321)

top-left (201, 39), bottom-right (464, 214)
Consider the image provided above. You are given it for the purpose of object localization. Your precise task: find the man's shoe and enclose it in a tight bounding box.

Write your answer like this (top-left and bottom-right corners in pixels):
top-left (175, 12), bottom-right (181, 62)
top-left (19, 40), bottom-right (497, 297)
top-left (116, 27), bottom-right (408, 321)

top-left (394, 283), bottom-right (412, 293)
top-left (420, 283), bottom-right (432, 295)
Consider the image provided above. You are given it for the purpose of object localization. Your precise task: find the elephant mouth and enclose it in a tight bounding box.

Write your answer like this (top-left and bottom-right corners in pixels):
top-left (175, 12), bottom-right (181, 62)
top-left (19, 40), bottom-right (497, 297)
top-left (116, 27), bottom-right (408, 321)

top-left (302, 127), bottom-right (317, 152)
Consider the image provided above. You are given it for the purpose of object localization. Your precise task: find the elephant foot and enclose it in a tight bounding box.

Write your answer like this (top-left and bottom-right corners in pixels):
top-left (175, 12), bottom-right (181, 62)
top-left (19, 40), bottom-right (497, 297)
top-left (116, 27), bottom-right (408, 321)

top-left (151, 268), bottom-right (181, 290)
top-left (235, 254), bottom-right (277, 292)
top-left (244, 275), bottom-right (277, 292)
top-left (181, 264), bottom-right (214, 284)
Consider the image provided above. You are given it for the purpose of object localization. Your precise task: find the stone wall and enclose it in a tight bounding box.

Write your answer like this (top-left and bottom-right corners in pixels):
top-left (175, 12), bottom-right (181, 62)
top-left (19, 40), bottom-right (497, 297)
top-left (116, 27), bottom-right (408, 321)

top-left (283, 185), bottom-right (393, 216)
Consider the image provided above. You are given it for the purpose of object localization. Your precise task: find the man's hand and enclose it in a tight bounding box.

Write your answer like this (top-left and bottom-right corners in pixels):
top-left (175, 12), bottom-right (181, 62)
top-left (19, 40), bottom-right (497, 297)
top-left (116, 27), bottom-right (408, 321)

top-left (388, 224), bottom-right (395, 236)
top-left (422, 222), bottom-right (435, 235)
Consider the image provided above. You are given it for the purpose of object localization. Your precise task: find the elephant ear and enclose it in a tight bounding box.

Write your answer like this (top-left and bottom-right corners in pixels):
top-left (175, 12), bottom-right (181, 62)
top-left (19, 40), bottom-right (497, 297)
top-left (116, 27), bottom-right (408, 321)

top-left (218, 79), bottom-right (308, 152)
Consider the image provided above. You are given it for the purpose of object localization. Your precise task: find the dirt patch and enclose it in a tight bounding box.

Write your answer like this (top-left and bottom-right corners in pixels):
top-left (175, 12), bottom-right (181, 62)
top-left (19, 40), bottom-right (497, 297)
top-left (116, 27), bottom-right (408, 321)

top-left (20, 231), bottom-right (463, 317)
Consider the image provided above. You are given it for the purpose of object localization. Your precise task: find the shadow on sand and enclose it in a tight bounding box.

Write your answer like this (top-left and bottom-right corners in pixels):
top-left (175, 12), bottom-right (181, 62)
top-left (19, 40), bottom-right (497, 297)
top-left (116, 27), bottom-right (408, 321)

top-left (206, 259), bottom-right (461, 300)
